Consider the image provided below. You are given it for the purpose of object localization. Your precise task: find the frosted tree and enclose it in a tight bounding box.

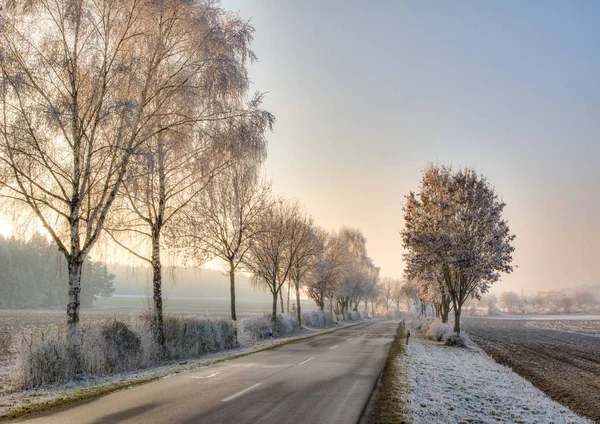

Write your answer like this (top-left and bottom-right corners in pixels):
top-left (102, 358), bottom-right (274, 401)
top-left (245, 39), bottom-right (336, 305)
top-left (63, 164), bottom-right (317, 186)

top-left (245, 200), bottom-right (307, 322)
top-left (0, 0), bottom-right (219, 361)
top-left (288, 212), bottom-right (318, 326)
top-left (100, 3), bottom-right (273, 347)
top-left (180, 162), bottom-right (272, 321)
top-left (305, 229), bottom-right (348, 311)
top-left (402, 164), bottom-right (515, 333)
top-left (499, 291), bottom-right (521, 313)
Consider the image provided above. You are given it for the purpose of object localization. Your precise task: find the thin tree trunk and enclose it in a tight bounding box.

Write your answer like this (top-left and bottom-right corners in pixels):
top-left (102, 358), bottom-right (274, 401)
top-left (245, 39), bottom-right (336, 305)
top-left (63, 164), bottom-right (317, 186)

top-left (286, 280), bottom-right (290, 313)
top-left (280, 288), bottom-right (284, 314)
top-left (272, 288), bottom-right (278, 322)
top-left (453, 305), bottom-right (461, 334)
top-left (295, 279), bottom-right (301, 327)
top-left (67, 258), bottom-right (83, 371)
top-left (229, 260), bottom-right (236, 321)
top-left (151, 228), bottom-right (165, 349)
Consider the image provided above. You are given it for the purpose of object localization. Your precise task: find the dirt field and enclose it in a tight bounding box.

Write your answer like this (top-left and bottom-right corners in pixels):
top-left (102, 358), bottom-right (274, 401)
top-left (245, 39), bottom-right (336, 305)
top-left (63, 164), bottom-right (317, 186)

top-left (463, 317), bottom-right (600, 422)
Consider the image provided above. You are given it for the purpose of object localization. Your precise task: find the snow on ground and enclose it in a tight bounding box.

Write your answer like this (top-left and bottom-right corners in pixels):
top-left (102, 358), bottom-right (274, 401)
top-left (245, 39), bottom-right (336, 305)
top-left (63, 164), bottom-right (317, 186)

top-left (475, 314), bottom-right (600, 321)
top-left (403, 335), bottom-right (592, 424)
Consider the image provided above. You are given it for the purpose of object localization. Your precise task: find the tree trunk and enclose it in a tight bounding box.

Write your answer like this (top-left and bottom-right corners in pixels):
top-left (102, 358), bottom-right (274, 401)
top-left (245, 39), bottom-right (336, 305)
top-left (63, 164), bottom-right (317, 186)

top-left (295, 279), bottom-right (301, 327)
top-left (67, 258), bottom-right (83, 372)
top-left (286, 280), bottom-right (290, 313)
top-left (151, 228), bottom-right (165, 349)
top-left (453, 305), bottom-right (461, 334)
top-left (229, 261), bottom-right (236, 321)
top-left (279, 288), bottom-right (284, 314)
top-left (271, 288), bottom-right (278, 322)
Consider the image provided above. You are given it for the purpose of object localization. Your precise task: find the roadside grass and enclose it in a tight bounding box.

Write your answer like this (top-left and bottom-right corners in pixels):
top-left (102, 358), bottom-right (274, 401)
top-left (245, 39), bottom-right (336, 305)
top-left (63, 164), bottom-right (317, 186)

top-left (0, 321), bottom-right (364, 422)
top-left (363, 322), bottom-right (412, 424)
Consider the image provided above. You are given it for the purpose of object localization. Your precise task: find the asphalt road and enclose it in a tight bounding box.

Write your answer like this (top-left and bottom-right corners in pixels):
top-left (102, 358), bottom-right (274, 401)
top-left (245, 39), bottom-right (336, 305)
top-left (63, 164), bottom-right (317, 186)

top-left (17, 320), bottom-right (400, 424)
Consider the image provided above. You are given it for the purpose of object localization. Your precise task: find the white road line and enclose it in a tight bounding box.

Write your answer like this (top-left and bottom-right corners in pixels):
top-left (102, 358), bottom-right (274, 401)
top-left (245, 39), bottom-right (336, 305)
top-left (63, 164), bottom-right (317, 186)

top-left (222, 383), bottom-right (261, 402)
top-left (298, 357), bottom-right (314, 365)
top-left (330, 345), bottom-right (338, 350)
top-left (192, 372), bottom-right (220, 379)
top-left (347, 338), bottom-right (352, 341)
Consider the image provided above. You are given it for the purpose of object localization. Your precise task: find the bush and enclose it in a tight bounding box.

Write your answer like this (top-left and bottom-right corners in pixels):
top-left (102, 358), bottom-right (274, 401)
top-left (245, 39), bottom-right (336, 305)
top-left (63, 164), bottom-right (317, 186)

top-left (426, 321), bottom-right (454, 342)
top-left (301, 310), bottom-right (335, 328)
top-left (274, 313), bottom-right (299, 335)
top-left (11, 314), bottom-right (238, 389)
top-left (444, 334), bottom-right (465, 347)
top-left (82, 320), bottom-right (143, 375)
top-left (163, 316), bottom-right (237, 360)
top-left (344, 310), bottom-right (361, 321)
top-left (11, 325), bottom-right (72, 388)
top-left (237, 315), bottom-right (272, 343)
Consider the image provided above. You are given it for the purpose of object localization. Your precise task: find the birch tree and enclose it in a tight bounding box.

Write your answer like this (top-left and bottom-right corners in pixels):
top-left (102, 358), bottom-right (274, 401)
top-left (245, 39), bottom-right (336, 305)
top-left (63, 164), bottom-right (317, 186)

top-left (181, 162), bottom-right (272, 321)
top-left (288, 212), bottom-right (317, 326)
top-left (102, 3), bottom-right (272, 347)
top-left (245, 200), bottom-right (306, 322)
top-left (305, 230), bottom-right (345, 311)
top-left (0, 0), bottom-right (212, 360)
top-left (401, 164), bottom-right (515, 333)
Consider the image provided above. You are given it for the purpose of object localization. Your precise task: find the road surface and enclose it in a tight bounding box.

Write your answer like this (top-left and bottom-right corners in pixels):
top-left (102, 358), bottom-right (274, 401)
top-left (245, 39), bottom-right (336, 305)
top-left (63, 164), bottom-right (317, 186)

top-left (17, 320), bottom-right (399, 424)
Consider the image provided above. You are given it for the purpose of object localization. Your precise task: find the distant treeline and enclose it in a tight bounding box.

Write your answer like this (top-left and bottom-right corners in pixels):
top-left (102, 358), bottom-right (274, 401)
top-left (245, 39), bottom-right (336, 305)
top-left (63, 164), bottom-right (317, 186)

top-left (0, 234), bottom-right (114, 309)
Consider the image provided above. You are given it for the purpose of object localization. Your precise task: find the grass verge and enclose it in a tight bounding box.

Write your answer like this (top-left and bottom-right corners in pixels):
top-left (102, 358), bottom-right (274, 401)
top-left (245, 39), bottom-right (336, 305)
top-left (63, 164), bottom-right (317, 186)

top-left (361, 322), bottom-right (412, 424)
top-left (0, 321), bottom-right (365, 422)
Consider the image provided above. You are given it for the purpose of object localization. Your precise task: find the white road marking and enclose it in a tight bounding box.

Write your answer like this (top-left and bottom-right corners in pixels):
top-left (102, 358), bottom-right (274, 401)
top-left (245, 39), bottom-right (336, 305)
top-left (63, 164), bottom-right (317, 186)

top-left (330, 345), bottom-right (338, 350)
top-left (298, 357), bottom-right (314, 365)
top-left (222, 383), bottom-right (261, 402)
top-left (347, 338), bottom-right (352, 341)
top-left (192, 372), bottom-right (220, 379)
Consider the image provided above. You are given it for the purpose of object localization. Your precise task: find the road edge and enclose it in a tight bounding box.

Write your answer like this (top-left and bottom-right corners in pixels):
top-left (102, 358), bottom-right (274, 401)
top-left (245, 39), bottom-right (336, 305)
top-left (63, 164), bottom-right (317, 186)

top-left (359, 320), bottom-right (412, 424)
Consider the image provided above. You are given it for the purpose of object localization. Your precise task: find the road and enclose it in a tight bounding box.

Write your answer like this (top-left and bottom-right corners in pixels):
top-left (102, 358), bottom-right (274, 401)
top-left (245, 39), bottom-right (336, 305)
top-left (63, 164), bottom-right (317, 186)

top-left (17, 320), bottom-right (399, 424)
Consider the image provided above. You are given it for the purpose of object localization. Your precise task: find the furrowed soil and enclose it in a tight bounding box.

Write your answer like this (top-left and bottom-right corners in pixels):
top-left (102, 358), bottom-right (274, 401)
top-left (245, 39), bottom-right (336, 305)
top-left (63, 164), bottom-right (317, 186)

top-left (463, 317), bottom-right (600, 423)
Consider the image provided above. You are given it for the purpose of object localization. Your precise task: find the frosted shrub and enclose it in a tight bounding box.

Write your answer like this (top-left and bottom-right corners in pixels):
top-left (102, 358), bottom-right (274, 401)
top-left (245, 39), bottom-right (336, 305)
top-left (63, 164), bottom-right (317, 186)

top-left (411, 316), bottom-right (434, 331)
top-left (163, 316), bottom-right (237, 360)
top-left (274, 313), bottom-right (299, 335)
top-left (359, 310), bottom-right (370, 320)
top-left (301, 310), bottom-right (335, 328)
top-left (82, 320), bottom-right (143, 374)
top-left (237, 314), bottom-right (272, 344)
top-left (344, 310), bottom-right (361, 321)
top-left (11, 325), bottom-right (72, 388)
top-left (11, 314), bottom-right (238, 388)
top-left (426, 321), bottom-right (454, 342)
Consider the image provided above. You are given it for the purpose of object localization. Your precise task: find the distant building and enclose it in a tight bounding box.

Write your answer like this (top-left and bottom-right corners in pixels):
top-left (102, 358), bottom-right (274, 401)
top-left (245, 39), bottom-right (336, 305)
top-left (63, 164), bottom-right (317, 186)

top-left (538, 291), bottom-right (560, 298)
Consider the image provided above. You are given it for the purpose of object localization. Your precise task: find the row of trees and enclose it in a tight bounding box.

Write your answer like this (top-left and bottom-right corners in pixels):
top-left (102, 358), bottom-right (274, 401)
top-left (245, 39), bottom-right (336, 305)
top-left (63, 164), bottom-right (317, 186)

top-left (400, 164), bottom-right (515, 333)
top-left (0, 233), bottom-right (114, 309)
top-left (0, 0), bottom-right (386, 367)
top-left (497, 290), bottom-right (600, 314)
top-left (0, 0), bottom-right (273, 362)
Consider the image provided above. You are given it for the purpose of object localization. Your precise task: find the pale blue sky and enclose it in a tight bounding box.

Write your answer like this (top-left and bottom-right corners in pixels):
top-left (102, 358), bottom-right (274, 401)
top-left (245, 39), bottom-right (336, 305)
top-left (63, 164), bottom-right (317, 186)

top-left (223, 0), bottom-right (600, 293)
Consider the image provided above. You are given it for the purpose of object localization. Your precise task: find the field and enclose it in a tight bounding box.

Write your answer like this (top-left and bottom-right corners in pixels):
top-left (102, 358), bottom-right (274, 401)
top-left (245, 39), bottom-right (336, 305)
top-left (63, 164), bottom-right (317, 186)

top-left (463, 316), bottom-right (600, 422)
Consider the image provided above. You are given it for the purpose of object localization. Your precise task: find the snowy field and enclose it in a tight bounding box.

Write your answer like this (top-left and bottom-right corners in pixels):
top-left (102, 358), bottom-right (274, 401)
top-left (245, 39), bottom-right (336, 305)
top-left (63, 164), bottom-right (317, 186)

top-left (463, 317), bottom-right (600, 421)
top-left (404, 335), bottom-right (591, 424)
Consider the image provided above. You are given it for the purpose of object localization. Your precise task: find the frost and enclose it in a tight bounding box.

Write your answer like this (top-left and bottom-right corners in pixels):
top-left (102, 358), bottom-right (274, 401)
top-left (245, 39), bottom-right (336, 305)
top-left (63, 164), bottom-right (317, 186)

top-left (404, 335), bottom-right (592, 423)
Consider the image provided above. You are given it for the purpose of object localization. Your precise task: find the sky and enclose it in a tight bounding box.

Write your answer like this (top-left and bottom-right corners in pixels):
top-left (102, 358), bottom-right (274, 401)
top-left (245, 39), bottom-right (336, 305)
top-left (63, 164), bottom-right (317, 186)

top-left (221, 0), bottom-right (600, 295)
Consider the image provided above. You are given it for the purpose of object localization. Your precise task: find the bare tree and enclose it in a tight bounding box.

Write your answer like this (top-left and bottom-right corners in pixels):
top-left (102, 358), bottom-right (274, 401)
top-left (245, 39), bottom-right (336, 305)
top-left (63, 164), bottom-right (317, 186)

top-left (101, 3), bottom-right (273, 347)
top-left (305, 229), bottom-right (347, 312)
top-left (181, 162), bottom-right (272, 321)
top-left (288, 212), bottom-right (317, 326)
top-left (402, 164), bottom-right (515, 333)
top-left (245, 200), bottom-right (306, 322)
top-left (0, 0), bottom-right (221, 359)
